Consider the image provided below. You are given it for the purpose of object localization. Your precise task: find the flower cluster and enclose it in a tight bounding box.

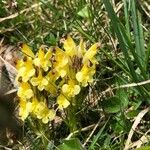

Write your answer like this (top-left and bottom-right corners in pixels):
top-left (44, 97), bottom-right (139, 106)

top-left (16, 36), bottom-right (99, 123)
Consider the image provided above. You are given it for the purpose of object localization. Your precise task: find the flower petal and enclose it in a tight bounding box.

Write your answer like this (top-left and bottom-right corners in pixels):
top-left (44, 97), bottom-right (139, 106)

top-left (21, 44), bottom-right (35, 58)
top-left (57, 94), bottom-right (70, 109)
top-left (63, 35), bottom-right (76, 57)
top-left (30, 78), bottom-right (39, 86)
top-left (76, 72), bottom-right (83, 82)
top-left (74, 85), bottom-right (81, 95)
top-left (62, 84), bottom-right (69, 93)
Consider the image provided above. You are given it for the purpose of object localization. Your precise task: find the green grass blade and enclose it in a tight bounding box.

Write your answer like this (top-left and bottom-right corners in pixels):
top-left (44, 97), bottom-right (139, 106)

top-left (131, 0), bottom-right (146, 67)
top-left (102, 0), bottom-right (138, 80)
top-left (103, 0), bottom-right (147, 79)
top-left (123, 0), bottom-right (131, 40)
top-left (88, 119), bottom-right (109, 150)
top-left (102, 0), bottom-right (150, 97)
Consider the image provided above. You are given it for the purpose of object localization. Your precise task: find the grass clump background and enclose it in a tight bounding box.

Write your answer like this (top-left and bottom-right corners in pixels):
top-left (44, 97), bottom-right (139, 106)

top-left (0, 0), bottom-right (150, 150)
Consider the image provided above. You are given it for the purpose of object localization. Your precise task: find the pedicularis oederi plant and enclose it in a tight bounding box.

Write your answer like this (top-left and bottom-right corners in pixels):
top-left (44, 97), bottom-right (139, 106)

top-left (16, 35), bottom-right (99, 126)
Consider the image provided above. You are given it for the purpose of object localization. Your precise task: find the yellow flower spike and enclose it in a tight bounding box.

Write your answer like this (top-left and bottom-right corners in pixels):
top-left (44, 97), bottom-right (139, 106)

top-left (19, 99), bottom-right (33, 121)
top-left (62, 80), bottom-right (80, 97)
top-left (83, 43), bottom-right (99, 64)
top-left (76, 64), bottom-right (96, 87)
top-left (63, 35), bottom-right (77, 57)
top-left (16, 36), bottom-right (99, 124)
top-left (30, 70), bottom-right (48, 91)
top-left (16, 57), bottom-right (35, 82)
top-left (17, 82), bottom-right (34, 99)
top-left (33, 47), bottom-right (52, 71)
top-left (20, 43), bottom-right (35, 58)
top-left (57, 94), bottom-right (70, 109)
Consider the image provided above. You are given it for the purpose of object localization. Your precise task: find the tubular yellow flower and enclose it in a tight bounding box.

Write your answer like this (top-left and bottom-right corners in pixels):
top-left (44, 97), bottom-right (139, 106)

top-left (16, 57), bottom-right (35, 82)
top-left (20, 43), bottom-right (35, 58)
top-left (62, 80), bottom-right (80, 97)
top-left (83, 43), bottom-right (99, 64)
top-left (45, 70), bottom-right (59, 95)
top-left (30, 70), bottom-right (48, 91)
top-left (17, 82), bottom-right (34, 99)
top-left (63, 35), bottom-right (77, 57)
top-left (76, 64), bottom-right (96, 87)
top-left (53, 47), bottom-right (69, 77)
top-left (33, 101), bottom-right (45, 119)
top-left (77, 39), bottom-right (86, 58)
top-left (19, 99), bottom-right (32, 121)
top-left (57, 94), bottom-right (70, 109)
top-left (42, 109), bottom-right (56, 124)
top-left (33, 47), bottom-right (52, 71)
top-left (34, 101), bottom-right (56, 124)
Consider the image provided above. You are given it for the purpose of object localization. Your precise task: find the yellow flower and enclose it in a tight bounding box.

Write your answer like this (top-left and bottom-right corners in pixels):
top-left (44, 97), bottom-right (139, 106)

top-left (16, 36), bottom-right (99, 123)
top-left (63, 35), bottom-right (77, 57)
top-left (17, 82), bottom-right (34, 99)
top-left (33, 101), bottom-right (46, 119)
top-left (16, 57), bottom-right (35, 82)
top-left (30, 97), bottom-right (39, 111)
top-left (53, 47), bottom-right (69, 77)
top-left (62, 80), bottom-right (80, 97)
top-left (34, 47), bottom-right (52, 71)
top-left (83, 43), bottom-right (99, 65)
top-left (20, 43), bottom-right (35, 58)
top-left (77, 39), bottom-right (86, 58)
top-left (34, 101), bottom-right (55, 123)
top-left (42, 109), bottom-right (56, 124)
top-left (45, 70), bottom-right (59, 95)
top-left (30, 70), bottom-right (48, 91)
top-left (57, 94), bottom-right (70, 109)
top-left (19, 99), bottom-right (32, 121)
top-left (76, 64), bottom-right (96, 87)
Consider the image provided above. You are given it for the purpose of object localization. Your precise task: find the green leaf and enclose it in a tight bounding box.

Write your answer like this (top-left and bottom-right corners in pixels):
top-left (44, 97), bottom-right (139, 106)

top-left (77, 6), bottom-right (89, 18)
top-left (102, 97), bottom-right (123, 113)
top-left (116, 89), bottom-right (128, 108)
top-left (126, 110), bottom-right (140, 118)
top-left (58, 138), bottom-right (85, 150)
top-left (135, 146), bottom-right (150, 150)
top-left (45, 33), bottom-right (56, 45)
top-left (131, 0), bottom-right (146, 67)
